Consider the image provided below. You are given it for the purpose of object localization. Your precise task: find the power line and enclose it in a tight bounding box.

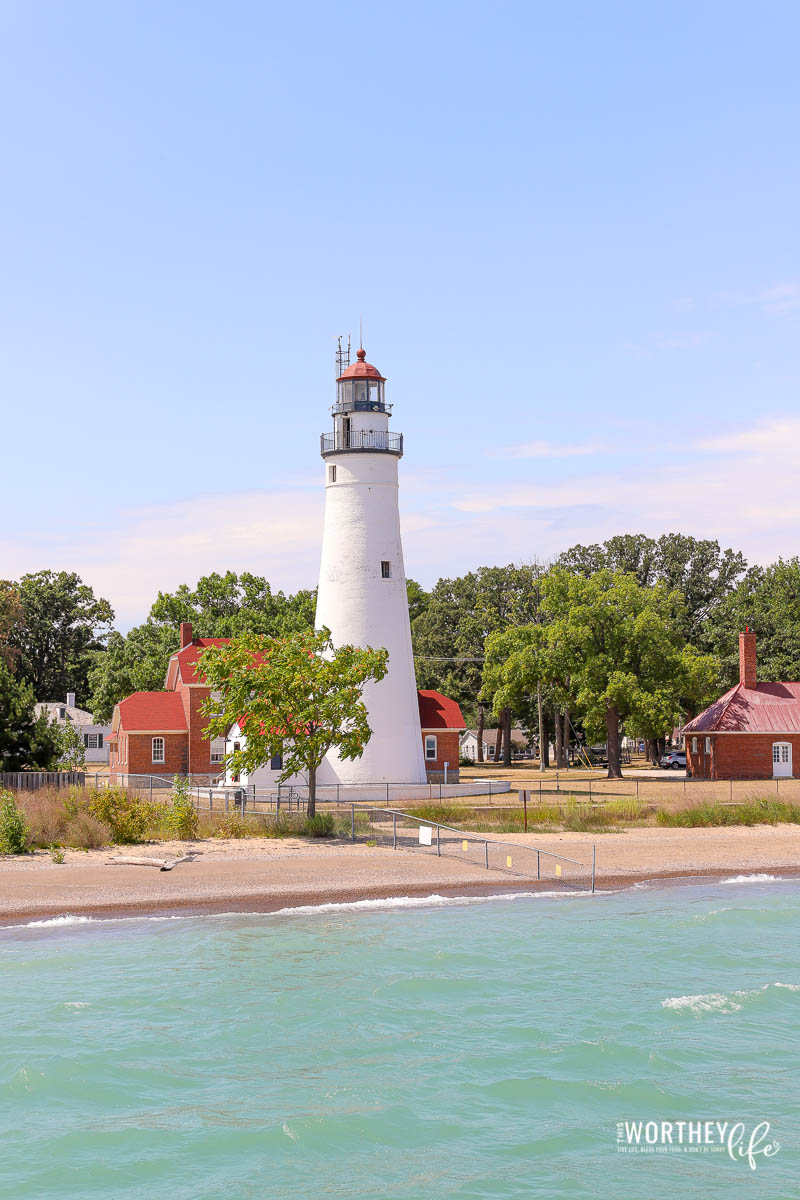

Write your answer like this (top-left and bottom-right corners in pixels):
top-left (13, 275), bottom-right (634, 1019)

top-left (413, 656), bottom-right (485, 662)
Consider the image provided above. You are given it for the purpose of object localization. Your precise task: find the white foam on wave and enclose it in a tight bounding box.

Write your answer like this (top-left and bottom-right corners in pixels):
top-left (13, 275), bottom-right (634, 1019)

top-left (662, 993), bottom-right (742, 1014)
top-left (22, 915), bottom-right (96, 927)
top-left (7, 913), bottom-right (187, 930)
top-left (4, 888), bottom-right (602, 932)
top-left (663, 982), bottom-right (800, 1014)
top-left (270, 890), bottom-right (598, 916)
top-left (721, 873), bottom-right (786, 884)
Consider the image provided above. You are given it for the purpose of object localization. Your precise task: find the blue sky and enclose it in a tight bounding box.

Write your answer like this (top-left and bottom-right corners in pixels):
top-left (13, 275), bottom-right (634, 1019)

top-left (1, 0), bottom-right (799, 628)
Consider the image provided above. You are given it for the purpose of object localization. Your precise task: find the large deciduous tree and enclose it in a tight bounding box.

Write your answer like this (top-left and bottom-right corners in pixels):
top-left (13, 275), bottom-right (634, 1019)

top-left (543, 569), bottom-right (719, 777)
top-left (557, 533), bottom-right (746, 645)
top-left (487, 569), bottom-right (719, 779)
top-left (197, 628), bottom-right (388, 816)
top-left (706, 558), bottom-right (800, 686)
top-left (412, 563), bottom-right (546, 727)
top-left (10, 571), bottom-right (114, 703)
top-left (88, 572), bottom-right (318, 721)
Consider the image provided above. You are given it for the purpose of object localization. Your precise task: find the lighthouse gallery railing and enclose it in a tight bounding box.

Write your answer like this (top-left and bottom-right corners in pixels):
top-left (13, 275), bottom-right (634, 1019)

top-left (320, 430), bottom-right (403, 455)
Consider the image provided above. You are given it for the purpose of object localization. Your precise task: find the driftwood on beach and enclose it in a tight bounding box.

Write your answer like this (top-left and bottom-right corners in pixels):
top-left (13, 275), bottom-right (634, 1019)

top-left (108, 854), bottom-right (199, 872)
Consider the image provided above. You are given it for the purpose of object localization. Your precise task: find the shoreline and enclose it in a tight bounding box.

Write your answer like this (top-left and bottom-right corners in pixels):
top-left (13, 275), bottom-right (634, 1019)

top-left (4, 867), bottom-right (799, 926)
top-left (2, 825), bottom-right (799, 924)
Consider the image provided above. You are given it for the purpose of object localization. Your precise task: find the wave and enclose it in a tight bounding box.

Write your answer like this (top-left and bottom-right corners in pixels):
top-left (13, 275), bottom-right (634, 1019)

top-left (662, 982), bottom-right (800, 1015)
top-left (4, 889), bottom-right (600, 930)
top-left (721, 873), bottom-right (786, 884)
top-left (7, 913), bottom-right (187, 930)
top-left (22, 915), bottom-right (96, 927)
top-left (269, 890), bottom-right (598, 916)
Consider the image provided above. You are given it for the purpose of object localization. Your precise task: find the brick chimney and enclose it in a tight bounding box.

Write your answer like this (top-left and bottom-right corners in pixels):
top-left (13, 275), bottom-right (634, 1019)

top-left (180, 621), bottom-right (193, 649)
top-left (739, 629), bottom-right (757, 689)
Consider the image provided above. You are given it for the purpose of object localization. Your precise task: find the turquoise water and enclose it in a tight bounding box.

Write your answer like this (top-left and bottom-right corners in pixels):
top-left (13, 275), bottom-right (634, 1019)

top-left (1, 879), bottom-right (799, 1200)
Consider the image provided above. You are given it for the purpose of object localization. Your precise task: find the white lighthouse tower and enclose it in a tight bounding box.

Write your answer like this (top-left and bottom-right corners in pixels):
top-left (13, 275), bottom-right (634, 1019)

top-left (315, 344), bottom-right (427, 785)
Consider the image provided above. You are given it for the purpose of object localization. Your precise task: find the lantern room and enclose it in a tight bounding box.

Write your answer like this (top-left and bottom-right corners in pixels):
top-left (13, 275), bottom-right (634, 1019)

top-left (335, 348), bottom-right (389, 414)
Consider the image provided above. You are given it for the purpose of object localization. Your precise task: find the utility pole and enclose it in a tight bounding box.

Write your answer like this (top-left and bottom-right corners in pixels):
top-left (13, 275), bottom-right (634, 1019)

top-left (537, 682), bottom-right (546, 773)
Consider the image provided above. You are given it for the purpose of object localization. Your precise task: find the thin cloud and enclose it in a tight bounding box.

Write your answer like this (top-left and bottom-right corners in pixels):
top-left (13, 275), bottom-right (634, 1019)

top-left (697, 416), bottom-right (800, 455)
top-left (717, 282), bottom-right (800, 317)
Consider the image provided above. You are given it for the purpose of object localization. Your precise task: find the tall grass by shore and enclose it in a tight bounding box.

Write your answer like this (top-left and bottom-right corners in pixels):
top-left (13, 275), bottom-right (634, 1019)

top-left (3, 785), bottom-right (800, 855)
top-left (0, 785), bottom-right (342, 854)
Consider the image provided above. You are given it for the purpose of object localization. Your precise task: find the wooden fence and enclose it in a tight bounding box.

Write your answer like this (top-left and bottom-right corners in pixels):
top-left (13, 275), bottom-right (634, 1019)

top-left (0, 771), bottom-right (86, 790)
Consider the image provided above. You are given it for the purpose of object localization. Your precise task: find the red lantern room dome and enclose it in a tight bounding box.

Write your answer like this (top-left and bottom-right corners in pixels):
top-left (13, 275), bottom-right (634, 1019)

top-left (337, 347), bottom-right (386, 382)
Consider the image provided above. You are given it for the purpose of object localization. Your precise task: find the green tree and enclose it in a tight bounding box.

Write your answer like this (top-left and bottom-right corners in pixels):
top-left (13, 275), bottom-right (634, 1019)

top-left (197, 628), bottom-right (388, 816)
top-left (0, 660), bottom-right (61, 771)
top-left (406, 579), bottom-right (429, 625)
top-left (0, 582), bottom-right (23, 672)
top-left (518, 569), bottom-right (718, 778)
top-left (9, 571), bottom-right (114, 701)
top-left (558, 533), bottom-right (746, 644)
top-left (55, 721), bottom-right (86, 771)
top-left (412, 563), bottom-right (545, 726)
top-left (88, 627), bottom-right (180, 723)
top-left (706, 558), bottom-right (800, 686)
top-left (88, 572), bottom-right (318, 722)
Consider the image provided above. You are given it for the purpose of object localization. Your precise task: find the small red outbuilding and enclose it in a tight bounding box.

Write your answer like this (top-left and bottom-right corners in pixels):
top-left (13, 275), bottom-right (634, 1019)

top-left (683, 631), bottom-right (800, 780)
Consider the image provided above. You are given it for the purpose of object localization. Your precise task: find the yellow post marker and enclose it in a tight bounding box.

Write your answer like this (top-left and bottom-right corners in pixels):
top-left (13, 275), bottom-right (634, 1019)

top-left (555, 863), bottom-right (562, 877)
top-left (506, 855), bottom-right (512, 868)
top-left (462, 840), bottom-right (468, 852)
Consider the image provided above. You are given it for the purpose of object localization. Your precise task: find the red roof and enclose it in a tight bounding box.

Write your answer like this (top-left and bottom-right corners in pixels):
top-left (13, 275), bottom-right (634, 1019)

top-left (117, 692), bottom-right (188, 732)
top-left (172, 638), bottom-right (230, 684)
top-left (337, 347), bottom-right (385, 381)
top-left (683, 681), bottom-right (800, 734)
top-left (417, 689), bottom-right (466, 730)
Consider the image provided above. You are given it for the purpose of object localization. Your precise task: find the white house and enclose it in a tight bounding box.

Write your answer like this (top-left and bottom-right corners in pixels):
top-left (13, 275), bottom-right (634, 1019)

top-left (460, 727), bottom-right (533, 762)
top-left (34, 693), bottom-right (111, 764)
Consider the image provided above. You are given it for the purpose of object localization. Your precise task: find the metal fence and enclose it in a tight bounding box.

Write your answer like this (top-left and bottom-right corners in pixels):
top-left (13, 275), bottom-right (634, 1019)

top-left (99, 773), bottom-right (512, 808)
top-left (507, 774), bottom-right (800, 807)
top-left (349, 806), bottom-right (596, 892)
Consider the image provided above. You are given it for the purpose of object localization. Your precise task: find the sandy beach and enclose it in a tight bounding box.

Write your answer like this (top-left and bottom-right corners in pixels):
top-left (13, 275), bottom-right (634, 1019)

top-left (1, 825), bottom-right (799, 922)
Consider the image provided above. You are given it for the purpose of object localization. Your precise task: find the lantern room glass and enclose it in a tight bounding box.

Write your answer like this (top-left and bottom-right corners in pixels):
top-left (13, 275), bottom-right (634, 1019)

top-left (337, 378), bottom-right (385, 411)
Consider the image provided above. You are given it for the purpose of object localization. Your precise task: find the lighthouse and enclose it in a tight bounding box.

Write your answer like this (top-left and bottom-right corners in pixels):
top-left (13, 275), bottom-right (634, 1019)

top-left (315, 345), bottom-right (427, 785)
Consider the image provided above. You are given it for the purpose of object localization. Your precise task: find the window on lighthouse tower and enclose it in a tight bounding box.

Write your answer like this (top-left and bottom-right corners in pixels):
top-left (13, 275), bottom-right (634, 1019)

top-left (381, 561), bottom-right (391, 579)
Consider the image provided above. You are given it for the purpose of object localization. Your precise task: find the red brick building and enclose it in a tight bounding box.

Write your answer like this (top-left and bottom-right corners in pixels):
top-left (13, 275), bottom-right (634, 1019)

top-left (108, 622), bottom-right (227, 780)
top-left (418, 690), bottom-right (466, 782)
top-left (109, 625), bottom-right (465, 782)
top-left (684, 631), bottom-right (800, 780)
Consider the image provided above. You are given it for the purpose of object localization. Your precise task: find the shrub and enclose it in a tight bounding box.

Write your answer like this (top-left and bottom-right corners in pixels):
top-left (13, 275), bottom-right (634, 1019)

top-left (303, 812), bottom-right (335, 838)
top-left (50, 845), bottom-right (66, 864)
top-left (23, 790), bottom-right (69, 847)
top-left (161, 776), bottom-right (199, 840)
top-left (209, 812), bottom-right (252, 839)
top-left (87, 787), bottom-right (156, 844)
top-left (65, 810), bottom-right (109, 849)
top-left (0, 791), bottom-right (29, 854)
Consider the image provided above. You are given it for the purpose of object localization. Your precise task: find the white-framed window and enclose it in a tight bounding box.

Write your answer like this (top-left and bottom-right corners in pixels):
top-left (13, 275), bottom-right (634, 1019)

top-left (773, 742), bottom-right (790, 765)
top-left (84, 733), bottom-right (100, 749)
top-left (425, 735), bottom-right (437, 761)
top-left (329, 465), bottom-right (337, 483)
top-left (691, 737), bottom-right (698, 754)
top-left (152, 736), bottom-right (165, 764)
top-left (705, 737), bottom-right (712, 755)
top-left (381, 560), bottom-right (391, 579)
top-left (210, 737), bottom-right (225, 764)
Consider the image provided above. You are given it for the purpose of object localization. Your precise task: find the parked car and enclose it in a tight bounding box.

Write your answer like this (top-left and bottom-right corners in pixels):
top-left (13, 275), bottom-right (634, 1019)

top-left (660, 750), bottom-right (686, 770)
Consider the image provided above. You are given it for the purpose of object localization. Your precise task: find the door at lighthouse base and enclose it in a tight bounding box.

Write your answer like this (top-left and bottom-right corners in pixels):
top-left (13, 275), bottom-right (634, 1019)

top-left (772, 742), bottom-right (792, 777)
